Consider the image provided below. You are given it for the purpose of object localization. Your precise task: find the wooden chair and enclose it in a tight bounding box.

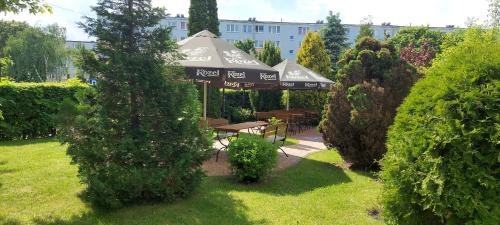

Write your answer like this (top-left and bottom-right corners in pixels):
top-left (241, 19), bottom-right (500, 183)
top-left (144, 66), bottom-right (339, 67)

top-left (261, 123), bottom-right (289, 157)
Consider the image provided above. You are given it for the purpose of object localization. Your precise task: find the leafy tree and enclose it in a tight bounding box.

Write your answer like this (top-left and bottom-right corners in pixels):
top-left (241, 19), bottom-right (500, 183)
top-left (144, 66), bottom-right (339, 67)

top-left (0, 0), bottom-right (51, 14)
top-left (487, 0), bottom-right (499, 27)
top-left (70, 44), bottom-right (98, 82)
top-left (356, 16), bottom-right (374, 42)
top-left (234, 39), bottom-right (255, 55)
top-left (188, 0), bottom-right (220, 36)
top-left (388, 27), bottom-right (445, 67)
top-left (58, 0), bottom-right (211, 208)
top-left (3, 24), bottom-right (69, 82)
top-left (321, 11), bottom-right (348, 75)
top-left (381, 28), bottom-right (499, 225)
top-left (440, 28), bottom-right (466, 51)
top-left (188, 0), bottom-right (222, 118)
top-left (0, 56), bottom-right (12, 77)
top-left (319, 37), bottom-right (419, 170)
top-left (288, 31), bottom-right (332, 114)
top-left (250, 41), bottom-right (282, 112)
top-left (0, 20), bottom-right (30, 52)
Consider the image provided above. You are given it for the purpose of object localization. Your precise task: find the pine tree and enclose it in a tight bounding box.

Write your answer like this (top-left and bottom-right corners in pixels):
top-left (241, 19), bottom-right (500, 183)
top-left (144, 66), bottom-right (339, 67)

top-left (321, 11), bottom-right (348, 75)
top-left (288, 32), bottom-right (332, 115)
top-left (188, 0), bottom-right (220, 36)
top-left (250, 41), bottom-right (282, 112)
top-left (189, 0), bottom-right (222, 117)
top-left (59, 0), bottom-right (211, 208)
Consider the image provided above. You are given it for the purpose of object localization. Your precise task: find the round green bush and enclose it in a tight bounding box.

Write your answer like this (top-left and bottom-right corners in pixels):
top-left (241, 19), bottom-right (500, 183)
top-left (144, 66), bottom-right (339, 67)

top-left (380, 28), bottom-right (500, 225)
top-left (227, 135), bottom-right (278, 183)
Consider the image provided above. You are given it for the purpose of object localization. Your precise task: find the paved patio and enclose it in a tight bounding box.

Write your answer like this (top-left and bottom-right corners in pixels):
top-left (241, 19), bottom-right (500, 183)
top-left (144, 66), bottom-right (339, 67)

top-left (202, 128), bottom-right (327, 176)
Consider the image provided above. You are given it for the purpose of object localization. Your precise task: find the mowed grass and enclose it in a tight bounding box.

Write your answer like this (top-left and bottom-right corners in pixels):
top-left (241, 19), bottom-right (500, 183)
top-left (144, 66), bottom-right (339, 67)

top-left (0, 139), bottom-right (383, 225)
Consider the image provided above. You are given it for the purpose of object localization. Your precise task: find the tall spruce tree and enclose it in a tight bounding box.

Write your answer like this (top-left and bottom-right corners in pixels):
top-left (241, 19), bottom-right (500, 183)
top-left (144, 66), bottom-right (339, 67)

top-left (250, 41), bottom-right (282, 112)
top-left (321, 11), bottom-right (348, 76)
top-left (58, 0), bottom-right (211, 208)
top-left (287, 32), bottom-right (331, 115)
top-left (188, 0), bottom-right (222, 117)
top-left (188, 0), bottom-right (220, 36)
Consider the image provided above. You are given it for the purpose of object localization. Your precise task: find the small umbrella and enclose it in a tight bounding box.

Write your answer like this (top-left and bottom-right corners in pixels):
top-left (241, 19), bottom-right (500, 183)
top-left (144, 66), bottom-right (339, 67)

top-left (176, 30), bottom-right (279, 119)
top-left (272, 59), bottom-right (334, 110)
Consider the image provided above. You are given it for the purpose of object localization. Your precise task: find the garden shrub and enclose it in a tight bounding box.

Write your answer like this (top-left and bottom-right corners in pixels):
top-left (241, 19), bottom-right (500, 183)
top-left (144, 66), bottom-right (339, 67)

top-left (249, 90), bottom-right (282, 112)
top-left (226, 106), bottom-right (254, 123)
top-left (319, 37), bottom-right (419, 170)
top-left (0, 79), bottom-right (89, 140)
top-left (380, 28), bottom-right (500, 225)
top-left (227, 135), bottom-right (278, 183)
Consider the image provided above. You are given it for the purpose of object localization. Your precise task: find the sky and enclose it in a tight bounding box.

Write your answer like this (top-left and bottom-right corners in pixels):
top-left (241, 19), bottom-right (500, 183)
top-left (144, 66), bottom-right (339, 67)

top-left (0, 0), bottom-right (491, 41)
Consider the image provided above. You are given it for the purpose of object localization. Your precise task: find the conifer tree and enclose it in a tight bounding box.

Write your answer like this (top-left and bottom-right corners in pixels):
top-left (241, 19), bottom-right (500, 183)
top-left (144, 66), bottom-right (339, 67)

top-left (321, 11), bottom-right (348, 75)
top-left (188, 0), bottom-right (220, 36)
top-left (288, 32), bottom-right (331, 115)
top-left (188, 0), bottom-right (222, 117)
top-left (58, 0), bottom-right (211, 208)
top-left (250, 41), bottom-right (282, 111)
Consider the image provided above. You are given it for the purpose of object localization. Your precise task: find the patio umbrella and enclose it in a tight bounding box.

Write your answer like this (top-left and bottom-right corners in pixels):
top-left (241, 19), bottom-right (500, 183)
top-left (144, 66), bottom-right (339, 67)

top-left (272, 59), bottom-right (334, 110)
top-left (176, 30), bottom-right (279, 119)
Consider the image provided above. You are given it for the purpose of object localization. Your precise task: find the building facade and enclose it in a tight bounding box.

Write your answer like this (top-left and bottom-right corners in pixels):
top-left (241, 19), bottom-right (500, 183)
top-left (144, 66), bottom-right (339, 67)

top-left (64, 16), bottom-right (455, 78)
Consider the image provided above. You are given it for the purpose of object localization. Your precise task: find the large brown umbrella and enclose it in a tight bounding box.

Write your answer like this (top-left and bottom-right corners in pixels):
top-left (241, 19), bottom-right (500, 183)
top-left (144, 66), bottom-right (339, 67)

top-left (272, 59), bottom-right (334, 110)
top-left (176, 30), bottom-right (279, 118)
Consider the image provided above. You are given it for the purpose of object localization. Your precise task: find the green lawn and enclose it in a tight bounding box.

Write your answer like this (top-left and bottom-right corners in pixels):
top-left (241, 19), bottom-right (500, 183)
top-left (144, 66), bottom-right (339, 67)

top-left (0, 139), bottom-right (383, 225)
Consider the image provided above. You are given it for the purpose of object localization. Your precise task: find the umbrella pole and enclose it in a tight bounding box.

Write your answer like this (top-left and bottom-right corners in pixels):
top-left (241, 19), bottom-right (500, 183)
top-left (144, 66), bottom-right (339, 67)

top-left (203, 81), bottom-right (208, 119)
top-left (286, 89), bottom-right (290, 111)
top-left (222, 87), bottom-right (225, 118)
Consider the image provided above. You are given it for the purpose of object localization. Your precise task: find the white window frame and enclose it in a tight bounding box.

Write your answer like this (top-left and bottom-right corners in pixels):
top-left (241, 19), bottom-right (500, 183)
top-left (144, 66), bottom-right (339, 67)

top-left (243, 25), bottom-right (253, 33)
top-left (268, 25), bottom-right (280, 34)
top-left (255, 40), bottom-right (264, 48)
top-left (168, 21), bottom-right (177, 29)
top-left (255, 25), bottom-right (264, 33)
top-left (226, 24), bottom-right (239, 33)
top-left (180, 21), bottom-right (187, 30)
top-left (298, 26), bottom-right (310, 35)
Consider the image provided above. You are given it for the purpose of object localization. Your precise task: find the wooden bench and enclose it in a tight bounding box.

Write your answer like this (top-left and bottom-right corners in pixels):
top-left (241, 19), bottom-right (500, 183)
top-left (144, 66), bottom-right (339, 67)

top-left (261, 123), bottom-right (289, 157)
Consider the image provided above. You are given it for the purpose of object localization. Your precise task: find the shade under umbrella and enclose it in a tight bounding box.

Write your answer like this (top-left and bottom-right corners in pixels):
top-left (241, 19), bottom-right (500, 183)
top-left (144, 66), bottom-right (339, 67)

top-left (176, 30), bottom-right (280, 118)
top-left (272, 59), bottom-right (334, 110)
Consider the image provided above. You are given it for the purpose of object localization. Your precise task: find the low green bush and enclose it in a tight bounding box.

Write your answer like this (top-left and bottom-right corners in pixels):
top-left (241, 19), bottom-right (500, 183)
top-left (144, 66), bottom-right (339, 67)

top-left (0, 79), bottom-right (89, 140)
top-left (227, 135), bottom-right (278, 183)
top-left (380, 28), bottom-right (500, 225)
top-left (226, 106), bottom-right (254, 123)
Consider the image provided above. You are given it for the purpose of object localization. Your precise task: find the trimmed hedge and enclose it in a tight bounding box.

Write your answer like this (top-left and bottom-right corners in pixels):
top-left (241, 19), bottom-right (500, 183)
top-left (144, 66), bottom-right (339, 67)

top-left (0, 79), bottom-right (89, 140)
top-left (380, 28), bottom-right (500, 225)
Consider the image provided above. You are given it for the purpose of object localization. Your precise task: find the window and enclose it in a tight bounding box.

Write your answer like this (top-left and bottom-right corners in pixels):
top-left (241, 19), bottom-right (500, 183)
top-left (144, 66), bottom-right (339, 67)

top-left (254, 40), bottom-right (264, 48)
top-left (243, 25), bottom-right (253, 33)
top-left (180, 21), bottom-right (187, 30)
top-left (255, 25), bottom-right (264, 33)
top-left (226, 24), bottom-right (239, 33)
top-left (168, 21), bottom-right (177, 29)
top-left (289, 50), bottom-right (294, 54)
top-left (268, 25), bottom-right (280, 34)
top-left (298, 26), bottom-right (310, 35)
top-left (290, 35), bottom-right (294, 40)
top-left (275, 41), bottom-right (280, 47)
top-left (226, 39), bottom-right (238, 44)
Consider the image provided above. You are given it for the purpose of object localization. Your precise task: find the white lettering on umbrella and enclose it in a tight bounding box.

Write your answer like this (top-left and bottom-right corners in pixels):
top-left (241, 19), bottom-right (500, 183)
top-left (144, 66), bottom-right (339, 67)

top-left (260, 73), bottom-right (277, 81)
top-left (282, 82), bottom-right (295, 87)
top-left (223, 50), bottom-right (259, 65)
top-left (286, 70), bottom-right (308, 79)
top-left (182, 47), bottom-right (212, 62)
top-left (228, 71), bottom-right (246, 79)
top-left (224, 81), bottom-right (240, 88)
top-left (196, 69), bottom-right (220, 77)
top-left (305, 83), bottom-right (318, 88)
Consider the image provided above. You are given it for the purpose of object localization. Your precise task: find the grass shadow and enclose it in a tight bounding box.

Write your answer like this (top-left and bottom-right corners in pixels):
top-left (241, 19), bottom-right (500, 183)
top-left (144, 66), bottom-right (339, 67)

top-left (32, 189), bottom-right (265, 225)
top-left (0, 138), bottom-right (56, 147)
top-left (0, 215), bottom-right (22, 225)
top-left (217, 155), bottom-right (352, 196)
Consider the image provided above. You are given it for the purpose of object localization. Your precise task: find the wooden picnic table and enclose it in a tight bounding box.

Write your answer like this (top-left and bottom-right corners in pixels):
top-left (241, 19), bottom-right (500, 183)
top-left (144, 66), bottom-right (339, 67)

top-left (212, 121), bottom-right (269, 161)
top-left (214, 121), bottom-right (269, 133)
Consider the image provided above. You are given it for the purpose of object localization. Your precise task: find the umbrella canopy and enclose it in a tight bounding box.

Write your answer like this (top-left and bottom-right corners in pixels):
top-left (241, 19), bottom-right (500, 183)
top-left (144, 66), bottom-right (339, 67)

top-left (176, 30), bottom-right (280, 118)
top-left (273, 59), bottom-right (334, 90)
top-left (177, 30), bottom-right (279, 86)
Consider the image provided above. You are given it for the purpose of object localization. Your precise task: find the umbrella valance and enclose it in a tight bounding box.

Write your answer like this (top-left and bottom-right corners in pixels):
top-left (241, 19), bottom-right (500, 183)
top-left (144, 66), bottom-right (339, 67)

top-left (177, 30), bottom-right (279, 84)
top-left (273, 59), bottom-right (334, 90)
